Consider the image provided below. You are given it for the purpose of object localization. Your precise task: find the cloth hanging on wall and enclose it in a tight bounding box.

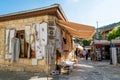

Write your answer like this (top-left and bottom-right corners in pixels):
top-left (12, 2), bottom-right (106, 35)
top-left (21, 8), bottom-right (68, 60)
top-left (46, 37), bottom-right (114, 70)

top-left (46, 46), bottom-right (52, 65)
top-left (25, 26), bottom-right (31, 58)
top-left (25, 23), bottom-right (48, 59)
top-left (56, 27), bottom-right (61, 49)
top-left (9, 29), bottom-right (15, 54)
top-left (59, 29), bottom-right (62, 53)
top-left (39, 22), bottom-right (48, 60)
top-left (27, 44), bottom-right (30, 58)
top-left (20, 38), bottom-right (24, 54)
top-left (30, 24), bottom-right (36, 51)
top-left (35, 23), bottom-right (43, 59)
top-left (35, 40), bottom-right (43, 59)
top-left (11, 37), bottom-right (20, 61)
top-left (35, 23), bottom-right (40, 40)
top-left (56, 28), bottom-right (63, 53)
top-left (40, 22), bottom-right (48, 46)
top-left (25, 25), bottom-right (36, 58)
top-left (5, 29), bottom-right (10, 54)
top-left (42, 46), bottom-right (46, 60)
top-left (25, 26), bottom-right (31, 43)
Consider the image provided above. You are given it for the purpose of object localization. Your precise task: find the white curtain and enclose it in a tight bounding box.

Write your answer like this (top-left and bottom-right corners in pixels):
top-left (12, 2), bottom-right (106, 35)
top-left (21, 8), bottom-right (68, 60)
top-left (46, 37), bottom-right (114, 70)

top-left (25, 26), bottom-right (31, 58)
top-left (25, 26), bottom-right (31, 43)
top-left (9, 29), bottom-right (15, 54)
top-left (5, 29), bottom-right (10, 54)
top-left (11, 38), bottom-right (20, 61)
top-left (35, 23), bottom-right (43, 59)
top-left (30, 24), bottom-right (36, 51)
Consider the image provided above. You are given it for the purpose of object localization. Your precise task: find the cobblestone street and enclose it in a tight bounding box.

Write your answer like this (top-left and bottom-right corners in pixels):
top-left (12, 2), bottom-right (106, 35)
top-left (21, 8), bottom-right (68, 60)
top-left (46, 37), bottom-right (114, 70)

top-left (0, 59), bottom-right (120, 80)
top-left (68, 59), bottom-right (120, 80)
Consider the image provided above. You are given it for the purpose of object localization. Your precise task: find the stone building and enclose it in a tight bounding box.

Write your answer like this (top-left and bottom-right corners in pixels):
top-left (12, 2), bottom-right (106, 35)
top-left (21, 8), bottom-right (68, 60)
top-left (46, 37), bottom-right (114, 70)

top-left (0, 4), bottom-right (95, 73)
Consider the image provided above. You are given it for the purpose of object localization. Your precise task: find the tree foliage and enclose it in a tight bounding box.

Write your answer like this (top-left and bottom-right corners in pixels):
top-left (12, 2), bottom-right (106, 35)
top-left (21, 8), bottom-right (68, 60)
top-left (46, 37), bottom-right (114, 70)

top-left (74, 38), bottom-right (91, 47)
top-left (74, 38), bottom-right (82, 43)
top-left (115, 26), bottom-right (120, 37)
top-left (82, 40), bottom-right (91, 47)
top-left (107, 25), bottom-right (120, 41)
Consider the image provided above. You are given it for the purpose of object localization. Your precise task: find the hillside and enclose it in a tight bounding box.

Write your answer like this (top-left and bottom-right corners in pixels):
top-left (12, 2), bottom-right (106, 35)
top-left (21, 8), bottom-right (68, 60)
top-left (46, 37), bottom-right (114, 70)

top-left (98, 21), bottom-right (120, 31)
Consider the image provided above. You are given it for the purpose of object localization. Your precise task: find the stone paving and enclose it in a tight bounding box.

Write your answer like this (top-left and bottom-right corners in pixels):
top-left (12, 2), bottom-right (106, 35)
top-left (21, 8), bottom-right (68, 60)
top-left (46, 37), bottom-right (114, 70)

top-left (68, 59), bottom-right (120, 80)
top-left (0, 58), bottom-right (120, 80)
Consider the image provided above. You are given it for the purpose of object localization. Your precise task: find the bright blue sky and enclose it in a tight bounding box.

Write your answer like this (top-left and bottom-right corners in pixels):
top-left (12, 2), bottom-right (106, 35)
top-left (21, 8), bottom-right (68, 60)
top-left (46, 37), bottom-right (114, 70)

top-left (0, 0), bottom-right (120, 27)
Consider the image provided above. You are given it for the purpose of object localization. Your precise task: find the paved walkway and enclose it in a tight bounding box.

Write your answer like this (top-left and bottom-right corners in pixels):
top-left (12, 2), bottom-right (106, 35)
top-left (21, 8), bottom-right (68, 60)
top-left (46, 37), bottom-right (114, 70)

top-left (0, 59), bottom-right (120, 80)
top-left (68, 59), bottom-right (120, 80)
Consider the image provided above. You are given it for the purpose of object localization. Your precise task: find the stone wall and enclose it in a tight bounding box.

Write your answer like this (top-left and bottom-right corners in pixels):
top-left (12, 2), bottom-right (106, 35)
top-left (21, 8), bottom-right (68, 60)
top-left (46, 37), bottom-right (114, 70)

top-left (0, 15), bottom-right (56, 73)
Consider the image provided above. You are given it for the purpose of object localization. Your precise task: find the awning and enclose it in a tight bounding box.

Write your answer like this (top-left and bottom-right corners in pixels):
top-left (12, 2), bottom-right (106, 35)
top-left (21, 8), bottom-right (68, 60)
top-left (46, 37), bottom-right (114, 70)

top-left (57, 20), bottom-right (96, 40)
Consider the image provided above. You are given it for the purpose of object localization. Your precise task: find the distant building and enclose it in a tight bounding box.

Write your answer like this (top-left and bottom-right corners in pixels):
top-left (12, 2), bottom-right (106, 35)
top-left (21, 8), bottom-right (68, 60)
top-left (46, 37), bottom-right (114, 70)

top-left (92, 22), bottom-right (120, 63)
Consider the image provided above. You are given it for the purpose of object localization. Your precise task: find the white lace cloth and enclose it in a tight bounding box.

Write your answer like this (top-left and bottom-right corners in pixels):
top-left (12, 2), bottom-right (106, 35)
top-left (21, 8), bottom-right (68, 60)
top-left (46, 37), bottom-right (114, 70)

top-left (58, 61), bottom-right (74, 70)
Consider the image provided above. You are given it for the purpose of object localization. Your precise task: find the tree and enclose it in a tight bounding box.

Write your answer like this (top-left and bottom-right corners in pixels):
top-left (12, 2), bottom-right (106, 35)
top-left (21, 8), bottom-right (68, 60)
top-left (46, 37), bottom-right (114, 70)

top-left (74, 38), bottom-right (91, 47)
top-left (82, 40), bottom-right (91, 47)
top-left (107, 25), bottom-right (120, 41)
top-left (115, 26), bottom-right (120, 38)
top-left (74, 38), bottom-right (82, 43)
top-left (107, 30), bottom-right (116, 41)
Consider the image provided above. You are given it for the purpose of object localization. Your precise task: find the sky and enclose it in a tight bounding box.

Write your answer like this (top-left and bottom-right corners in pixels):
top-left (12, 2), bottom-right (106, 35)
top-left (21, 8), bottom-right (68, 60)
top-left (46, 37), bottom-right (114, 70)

top-left (0, 0), bottom-right (120, 28)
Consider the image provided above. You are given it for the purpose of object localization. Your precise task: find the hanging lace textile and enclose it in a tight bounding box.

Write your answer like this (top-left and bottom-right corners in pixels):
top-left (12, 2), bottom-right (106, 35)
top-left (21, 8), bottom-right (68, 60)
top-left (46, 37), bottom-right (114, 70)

top-left (9, 29), bottom-right (15, 54)
top-left (35, 23), bottom-right (43, 59)
top-left (25, 26), bottom-right (31, 58)
top-left (30, 24), bottom-right (36, 51)
top-left (39, 22), bottom-right (48, 59)
top-left (11, 37), bottom-right (20, 61)
top-left (5, 29), bottom-right (10, 55)
top-left (40, 22), bottom-right (48, 46)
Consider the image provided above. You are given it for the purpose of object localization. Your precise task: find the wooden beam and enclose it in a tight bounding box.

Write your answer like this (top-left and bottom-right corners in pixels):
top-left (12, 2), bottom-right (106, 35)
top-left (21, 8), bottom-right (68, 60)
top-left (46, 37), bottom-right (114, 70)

top-left (0, 8), bottom-right (57, 22)
top-left (56, 10), bottom-right (66, 21)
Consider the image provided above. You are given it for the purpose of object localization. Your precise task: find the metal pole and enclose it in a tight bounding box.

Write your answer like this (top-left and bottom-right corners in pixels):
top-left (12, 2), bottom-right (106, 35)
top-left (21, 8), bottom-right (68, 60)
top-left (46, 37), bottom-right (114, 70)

top-left (96, 21), bottom-right (99, 40)
top-left (93, 21), bottom-right (99, 59)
